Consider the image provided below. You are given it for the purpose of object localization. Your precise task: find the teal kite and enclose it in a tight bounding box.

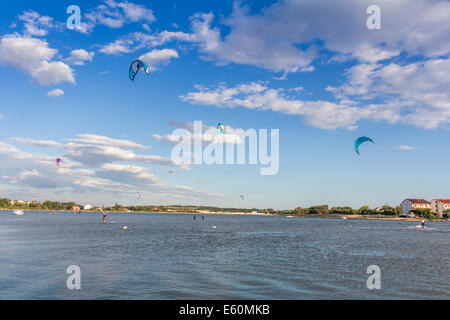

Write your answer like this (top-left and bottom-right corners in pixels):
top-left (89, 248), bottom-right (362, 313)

top-left (129, 59), bottom-right (150, 81)
top-left (354, 136), bottom-right (374, 155)
top-left (217, 123), bottom-right (225, 135)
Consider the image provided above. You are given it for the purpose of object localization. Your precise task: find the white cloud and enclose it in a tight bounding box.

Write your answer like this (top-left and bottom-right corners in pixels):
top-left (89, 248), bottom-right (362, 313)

top-left (130, 0), bottom-right (449, 75)
top-left (106, 0), bottom-right (155, 23)
top-left (65, 49), bottom-right (95, 66)
top-left (394, 145), bottom-right (414, 151)
top-left (138, 48), bottom-right (179, 71)
top-left (97, 163), bottom-right (160, 185)
top-left (327, 58), bottom-right (450, 129)
top-left (19, 11), bottom-right (54, 36)
top-left (0, 132), bottom-right (221, 203)
top-left (181, 42), bottom-right (450, 132)
top-left (0, 34), bottom-right (75, 85)
top-left (99, 39), bottom-right (133, 55)
top-left (12, 137), bottom-right (62, 148)
top-left (46, 88), bottom-right (64, 97)
top-left (67, 134), bottom-right (148, 149)
top-left (85, 0), bottom-right (156, 33)
top-left (180, 82), bottom-right (392, 130)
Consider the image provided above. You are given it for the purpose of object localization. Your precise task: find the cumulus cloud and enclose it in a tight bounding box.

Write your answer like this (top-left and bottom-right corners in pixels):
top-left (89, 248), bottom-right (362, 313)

top-left (18, 11), bottom-right (55, 36)
top-left (327, 59), bottom-right (450, 129)
top-left (97, 163), bottom-right (160, 185)
top-left (117, 0), bottom-right (448, 76)
top-left (182, 54), bottom-right (450, 131)
top-left (138, 48), bottom-right (179, 71)
top-left (98, 39), bottom-right (133, 55)
top-left (85, 0), bottom-right (156, 33)
top-left (0, 132), bottom-right (221, 203)
top-left (186, 0), bottom-right (449, 72)
top-left (46, 88), bottom-right (64, 97)
top-left (65, 49), bottom-right (95, 66)
top-left (0, 34), bottom-right (75, 85)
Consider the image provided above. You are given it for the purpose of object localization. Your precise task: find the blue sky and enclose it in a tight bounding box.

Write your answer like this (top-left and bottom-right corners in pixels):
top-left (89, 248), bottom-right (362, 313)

top-left (0, 0), bottom-right (449, 209)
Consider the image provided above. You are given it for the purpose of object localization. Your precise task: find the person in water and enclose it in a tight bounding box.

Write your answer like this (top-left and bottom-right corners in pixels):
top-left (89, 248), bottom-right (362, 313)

top-left (102, 211), bottom-right (108, 224)
top-left (421, 219), bottom-right (425, 228)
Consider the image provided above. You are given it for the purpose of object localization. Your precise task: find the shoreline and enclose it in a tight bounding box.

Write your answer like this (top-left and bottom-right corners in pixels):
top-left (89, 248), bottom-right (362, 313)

top-left (1, 209), bottom-right (447, 221)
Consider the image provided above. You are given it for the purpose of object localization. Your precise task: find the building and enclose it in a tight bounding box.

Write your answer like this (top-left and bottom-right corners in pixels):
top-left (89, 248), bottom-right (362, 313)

top-left (72, 206), bottom-right (81, 211)
top-left (84, 204), bottom-right (92, 210)
top-left (431, 199), bottom-right (450, 217)
top-left (400, 199), bottom-right (431, 216)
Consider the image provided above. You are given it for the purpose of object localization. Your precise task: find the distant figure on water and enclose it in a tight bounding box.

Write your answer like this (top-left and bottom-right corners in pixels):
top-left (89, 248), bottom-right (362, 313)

top-left (193, 215), bottom-right (196, 220)
top-left (421, 219), bottom-right (425, 228)
top-left (202, 216), bottom-right (205, 220)
top-left (102, 211), bottom-right (108, 224)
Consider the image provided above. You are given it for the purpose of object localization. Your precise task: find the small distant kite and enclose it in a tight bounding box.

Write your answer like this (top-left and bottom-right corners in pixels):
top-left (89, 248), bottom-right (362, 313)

top-left (136, 192), bottom-right (142, 199)
top-left (217, 123), bottom-right (225, 135)
top-left (56, 158), bottom-right (63, 167)
top-left (129, 59), bottom-right (150, 81)
top-left (240, 195), bottom-right (245, 199)
top-left (354, 136), bottom-right (374, 155)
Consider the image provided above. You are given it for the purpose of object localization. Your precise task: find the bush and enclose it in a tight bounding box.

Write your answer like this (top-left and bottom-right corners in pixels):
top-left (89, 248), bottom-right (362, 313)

top-left (329, 206), bottom-right (357, 215)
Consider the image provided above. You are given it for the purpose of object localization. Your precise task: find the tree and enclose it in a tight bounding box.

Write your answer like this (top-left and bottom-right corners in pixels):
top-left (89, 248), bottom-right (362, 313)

top-left (382, 205), bottom-right (395, 215)
top-left (0, 198), bottom-right (10, 208)
top-left (329, 207), bottom-right (356, 215)
top-left (294, 207), bottom-right (308, 214)
top-left (359, 205), bottom-right (370, 215)
top-left (443, 211), bottom-right (449, 219)
top-left (310, 205), bottom-right (328, 214)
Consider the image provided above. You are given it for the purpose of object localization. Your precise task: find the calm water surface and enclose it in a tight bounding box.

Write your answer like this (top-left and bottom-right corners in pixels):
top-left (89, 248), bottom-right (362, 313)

top-left (0, 211), bottom-right (449, 299)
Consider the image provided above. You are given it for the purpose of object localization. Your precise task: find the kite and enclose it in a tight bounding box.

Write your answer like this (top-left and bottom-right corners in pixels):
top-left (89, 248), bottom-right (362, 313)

top-left (217, 123), bottom-right (225, 135)
top-left (354, 136), bottom-right (374, 155)
top-left (129, 59), bottom-right (150, 81)
top-left (56, 158), bottom-right (63, 167)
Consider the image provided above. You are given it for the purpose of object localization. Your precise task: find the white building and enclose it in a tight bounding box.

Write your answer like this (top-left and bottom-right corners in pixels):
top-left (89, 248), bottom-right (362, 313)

top-left (400, 199), bottom-right (431, 216)
top-left (431, 199), bottom-right (450, 217)
top-left (84, 204), bottom-right (92, 210)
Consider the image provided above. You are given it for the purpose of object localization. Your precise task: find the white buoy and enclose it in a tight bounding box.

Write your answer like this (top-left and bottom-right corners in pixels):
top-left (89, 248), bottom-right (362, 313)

top-left (123, 226), bottom-right (128, 230)
top-left (212, 226), bottom-right (216, 229)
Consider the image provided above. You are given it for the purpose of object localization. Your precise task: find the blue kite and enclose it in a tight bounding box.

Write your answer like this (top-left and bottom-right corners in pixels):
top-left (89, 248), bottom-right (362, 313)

top-left (129, 59), bottom-right (150, 81)
top-left (354, 136), bottom-right (374, 155)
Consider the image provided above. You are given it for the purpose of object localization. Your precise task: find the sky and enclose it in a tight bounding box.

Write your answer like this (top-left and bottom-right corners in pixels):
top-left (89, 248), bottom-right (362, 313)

top-left (0, 0), bottom-right (449, 209)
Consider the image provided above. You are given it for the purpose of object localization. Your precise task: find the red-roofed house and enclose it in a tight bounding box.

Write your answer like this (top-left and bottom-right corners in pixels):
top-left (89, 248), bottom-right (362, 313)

top-left (400, 199), bottom-right (431, 216)
top-left (431, 199), bottom-right (450, 217)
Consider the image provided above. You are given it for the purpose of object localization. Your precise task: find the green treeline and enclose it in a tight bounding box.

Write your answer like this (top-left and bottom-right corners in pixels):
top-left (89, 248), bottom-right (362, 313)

top-left (1, 197), bottom-right (447, 219)
top-left (0, 198), bottom-right (83, 210)
top-left (292, 204), bottom-right (401, 215)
